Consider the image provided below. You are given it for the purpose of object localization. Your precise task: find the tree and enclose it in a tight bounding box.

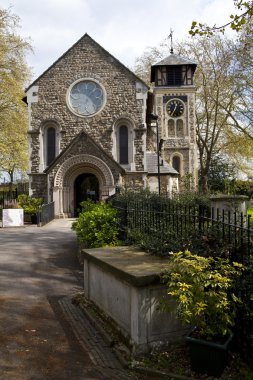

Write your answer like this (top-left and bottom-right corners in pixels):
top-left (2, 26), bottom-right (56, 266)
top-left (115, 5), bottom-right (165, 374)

top-left (183, 36), bottom-right (241, 192)
top-left (207, 153), bottom-right (237, 192)
top-left (213, 19), bottom-right (253, 179)
top-left (229, 19), bottom-right (253, 139)
top-left (189, 0), bottom-right (253, 36)
top-left (0, 7), bottom-right (32, 186)
top-left (134, 45), bottom-right (166, 85)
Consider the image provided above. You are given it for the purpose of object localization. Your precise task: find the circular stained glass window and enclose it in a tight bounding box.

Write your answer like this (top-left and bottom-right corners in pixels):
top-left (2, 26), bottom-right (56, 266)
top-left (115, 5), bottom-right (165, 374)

top-left (68, 79), bottom-right (105, 117)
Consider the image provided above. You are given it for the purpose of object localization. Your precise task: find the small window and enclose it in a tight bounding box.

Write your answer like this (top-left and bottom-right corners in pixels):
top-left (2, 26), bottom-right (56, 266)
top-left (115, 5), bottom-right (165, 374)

top-left (176, 119), bottom-right (184, 137)
top-left (172, 156), bottom-right (181, 173)
top-left (167, 66), bottom-right (182, 86)
top-left (168, 119), bottom-right (175, 137)
top-left (119, 125), bottom-right (128, 164)
top-left (47, 127), bottom-right (56, 166)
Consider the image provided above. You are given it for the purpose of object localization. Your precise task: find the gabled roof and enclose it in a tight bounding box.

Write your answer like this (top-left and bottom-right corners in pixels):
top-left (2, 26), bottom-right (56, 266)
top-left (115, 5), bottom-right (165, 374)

top-left (44, 130), bottom-right (125, 174)
top-left (26, 33), bottom-right (148, 92)
top-left (152, 53), bottom-right (197, 67)
top-left (151, 53), bottom-right (197, 84)
top-left (146, 152), bottom-right (178, 175)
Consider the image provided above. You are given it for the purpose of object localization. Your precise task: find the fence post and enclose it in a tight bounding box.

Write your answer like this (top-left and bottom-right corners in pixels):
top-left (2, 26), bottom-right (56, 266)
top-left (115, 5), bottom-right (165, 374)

top-left (198, 204), bottom-right (203, 232)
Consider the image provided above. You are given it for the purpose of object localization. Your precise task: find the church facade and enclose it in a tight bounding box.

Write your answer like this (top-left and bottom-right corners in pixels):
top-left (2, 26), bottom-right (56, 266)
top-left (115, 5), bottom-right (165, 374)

top-left (25, 34), bottom-right (197, 218)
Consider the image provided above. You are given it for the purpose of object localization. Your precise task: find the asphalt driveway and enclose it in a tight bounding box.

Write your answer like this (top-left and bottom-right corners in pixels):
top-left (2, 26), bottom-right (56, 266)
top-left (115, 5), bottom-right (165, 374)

top-left (0, 220), bottom-right (136, 380)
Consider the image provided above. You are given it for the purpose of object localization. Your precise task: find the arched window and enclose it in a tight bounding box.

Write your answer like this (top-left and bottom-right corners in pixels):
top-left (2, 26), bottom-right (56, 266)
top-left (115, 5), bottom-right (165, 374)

top-left (172, 156), bottom-right (181, 173)
top-left (41, 121), bottom-right (60, 169)
top-left (119, 125), bottom-right (129, 164)
top-left (47, 127), bottom-right (56, 165)
top-left (168, 119), bottom-right (175, 137)
top-left (176, 119), bottom-right (184, 137)
top-left (113, 118), bottom-right (134, 169)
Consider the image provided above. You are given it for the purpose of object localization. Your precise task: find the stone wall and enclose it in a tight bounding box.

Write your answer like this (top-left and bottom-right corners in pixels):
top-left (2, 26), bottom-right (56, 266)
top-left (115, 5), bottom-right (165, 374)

top-left (29, 174), bottom-right (47, 199)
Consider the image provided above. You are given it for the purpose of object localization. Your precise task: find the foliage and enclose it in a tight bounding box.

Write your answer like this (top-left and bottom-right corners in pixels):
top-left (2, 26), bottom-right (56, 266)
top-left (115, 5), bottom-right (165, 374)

top-left (72, 200), bottom-right (120, 248)
top-left (161, 251), bottom-right (244, 340)
top-left (133, 45), bottom-right (166, 84)
top-left (0, 7), bottom-right (32, 183)
top-left (207, 154), bottom-right (237, 192)
top-left (182, 36), bottom-right (240, 193)
top-left (189, 1), bottom-right (253, 36)
top-left (175, 34), bottom-right (253, 192)
top-left (222, 133), bottom-right (253, 179)
top-left (234, 258), bottom-right (253, 366)
top-left (115, 187), bottom-right (160, 203)
top-left (126, 222), bottom-right (234, 259)
top-left (188, 6), bottom-right (253, 187)
top-left (113, 190), bottom-right (237, 258)
top-left (17, 194), bottom-right (43, 214)
top-left (232, 180), bottom-right (253, 197)
top-left (115, 187), bottom-right (209, 207)
top-left (113, 190), bottom-right (253, 262)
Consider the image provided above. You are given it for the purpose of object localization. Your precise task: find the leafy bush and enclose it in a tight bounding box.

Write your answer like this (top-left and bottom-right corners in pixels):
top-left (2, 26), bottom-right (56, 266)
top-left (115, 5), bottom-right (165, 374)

top-left (17, 194), bottom-right (43, 214)
top-left (233, 180), bottom-right (253, 198)
top-left (234, 258), bottom-right (253, 366)
top-left (161, 251), bottom-right (244, 340)
top-left (115, 187), bottom-right (210, 207)
top-left (72, 200), bottom-right (120, 248)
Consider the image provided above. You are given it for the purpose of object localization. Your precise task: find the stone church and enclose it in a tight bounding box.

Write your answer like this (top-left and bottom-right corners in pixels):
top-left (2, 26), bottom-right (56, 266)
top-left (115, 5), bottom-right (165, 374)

top-left (25, 34), bottom-right (198, 218)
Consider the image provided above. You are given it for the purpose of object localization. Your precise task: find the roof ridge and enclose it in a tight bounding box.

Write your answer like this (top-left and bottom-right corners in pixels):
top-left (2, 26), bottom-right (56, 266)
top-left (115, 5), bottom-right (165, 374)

top-left (153, 53), bottom-right (197, 66)
top-left (26, 33), bottom-right (149, 92)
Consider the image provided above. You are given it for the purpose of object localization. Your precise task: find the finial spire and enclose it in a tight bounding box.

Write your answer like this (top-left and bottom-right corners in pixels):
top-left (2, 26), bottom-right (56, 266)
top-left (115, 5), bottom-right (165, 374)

top-left (169, 29), bottom-right (174, 54)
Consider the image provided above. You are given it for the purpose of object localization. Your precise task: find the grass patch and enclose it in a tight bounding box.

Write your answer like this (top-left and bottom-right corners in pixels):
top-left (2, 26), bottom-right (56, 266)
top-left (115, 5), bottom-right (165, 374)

top-left (247, 206), bottom-right (253, 227)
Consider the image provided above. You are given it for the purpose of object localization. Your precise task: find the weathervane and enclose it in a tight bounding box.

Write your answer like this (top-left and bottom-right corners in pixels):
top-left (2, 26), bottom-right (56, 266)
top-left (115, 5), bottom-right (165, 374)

top-left (169, 29), bottom-right (174, 54)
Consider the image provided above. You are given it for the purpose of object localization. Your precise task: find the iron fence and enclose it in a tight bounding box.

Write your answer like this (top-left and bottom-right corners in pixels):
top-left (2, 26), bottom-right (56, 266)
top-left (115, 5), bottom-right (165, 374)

top-left (112, 197), bottom-right (253, 366)
top-left (0, 189), bottom-right (18, 209)
top-left (112, 198), bottom-right (253, 264)
top-left (37, 202), bottom-right (55, 227)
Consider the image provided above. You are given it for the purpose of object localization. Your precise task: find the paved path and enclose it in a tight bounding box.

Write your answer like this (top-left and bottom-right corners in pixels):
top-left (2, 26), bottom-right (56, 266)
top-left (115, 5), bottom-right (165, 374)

top-left (0, 220), bottom-right (139, 380)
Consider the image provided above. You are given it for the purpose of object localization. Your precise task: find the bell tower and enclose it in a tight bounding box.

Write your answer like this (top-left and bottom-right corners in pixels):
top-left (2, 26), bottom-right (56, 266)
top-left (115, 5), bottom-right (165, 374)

top-left (150, 46), bottom-right (198, 189)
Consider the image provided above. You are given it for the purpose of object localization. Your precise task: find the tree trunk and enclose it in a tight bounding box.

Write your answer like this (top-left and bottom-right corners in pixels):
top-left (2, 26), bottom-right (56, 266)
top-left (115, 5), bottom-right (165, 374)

top-left (199, 172), bottom-right (209, 194)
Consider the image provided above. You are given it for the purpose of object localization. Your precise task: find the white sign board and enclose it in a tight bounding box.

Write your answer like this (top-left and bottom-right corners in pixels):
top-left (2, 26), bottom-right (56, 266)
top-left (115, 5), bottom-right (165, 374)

top-left (2, 209), bottom-right (24, 227)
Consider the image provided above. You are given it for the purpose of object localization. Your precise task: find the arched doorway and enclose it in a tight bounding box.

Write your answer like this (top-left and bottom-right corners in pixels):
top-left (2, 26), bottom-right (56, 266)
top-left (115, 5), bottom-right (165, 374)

top-left (54, 154), bottom-right (116, 217)
top-left (74, 173), bottom-right (99, 215)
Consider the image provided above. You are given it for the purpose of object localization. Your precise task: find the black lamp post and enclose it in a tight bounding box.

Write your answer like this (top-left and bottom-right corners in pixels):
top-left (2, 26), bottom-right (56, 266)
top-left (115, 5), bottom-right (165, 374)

top-left (148, 113), bottom-right (161, 195)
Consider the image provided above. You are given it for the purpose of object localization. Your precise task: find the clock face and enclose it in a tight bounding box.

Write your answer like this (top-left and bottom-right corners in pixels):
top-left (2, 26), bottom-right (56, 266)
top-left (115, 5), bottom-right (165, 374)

top-left (68, 80), bottom-right (105, 116)
top-left (166, 99), bottom-right (184, 117)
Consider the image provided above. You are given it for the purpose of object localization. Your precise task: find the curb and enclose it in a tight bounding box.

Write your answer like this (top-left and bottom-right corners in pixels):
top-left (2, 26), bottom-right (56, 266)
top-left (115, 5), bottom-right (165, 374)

top-left (78, 301), bottom-right (129, 369)
top-left (76, 297), bottom-right (198, 380)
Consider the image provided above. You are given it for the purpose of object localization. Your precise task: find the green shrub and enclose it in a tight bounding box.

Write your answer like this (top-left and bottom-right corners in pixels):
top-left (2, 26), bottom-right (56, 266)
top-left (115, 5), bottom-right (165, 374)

top-left (72, 200), bottom-right (120, 248)
top-left (161, 251), bottom-right (244, 340)
top-left (126, 220), bottom-right (232, 258)
top-left (115, 187), bottom-right (210, 207)
top-left (17, 194), bottom-right (43, 214)
top-left (233, 180), bottom-right (253, 198)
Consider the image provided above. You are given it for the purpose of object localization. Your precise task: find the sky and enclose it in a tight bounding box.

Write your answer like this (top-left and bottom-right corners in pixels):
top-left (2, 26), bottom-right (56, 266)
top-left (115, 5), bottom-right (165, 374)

top-left (2, 0), bottom-right (237, 81)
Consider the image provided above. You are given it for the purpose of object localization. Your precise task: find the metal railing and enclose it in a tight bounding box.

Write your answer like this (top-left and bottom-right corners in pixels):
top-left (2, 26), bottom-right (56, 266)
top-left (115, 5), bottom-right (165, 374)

top-left (0, 190), bottom-right (18, 209)
top-left (37, 202), bottom-right (55, 227)
top-left (112, 198), bottom-right (253, 264)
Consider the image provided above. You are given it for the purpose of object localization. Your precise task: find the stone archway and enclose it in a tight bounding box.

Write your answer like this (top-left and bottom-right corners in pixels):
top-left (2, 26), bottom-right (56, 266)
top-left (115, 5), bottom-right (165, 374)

top-left (53, 154), bottom-right (115, 217)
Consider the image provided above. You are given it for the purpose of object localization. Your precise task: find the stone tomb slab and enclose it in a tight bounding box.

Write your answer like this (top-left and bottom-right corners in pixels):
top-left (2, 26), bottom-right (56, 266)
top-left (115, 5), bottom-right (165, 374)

top-left (81, 246), bottom-right (186, 353)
